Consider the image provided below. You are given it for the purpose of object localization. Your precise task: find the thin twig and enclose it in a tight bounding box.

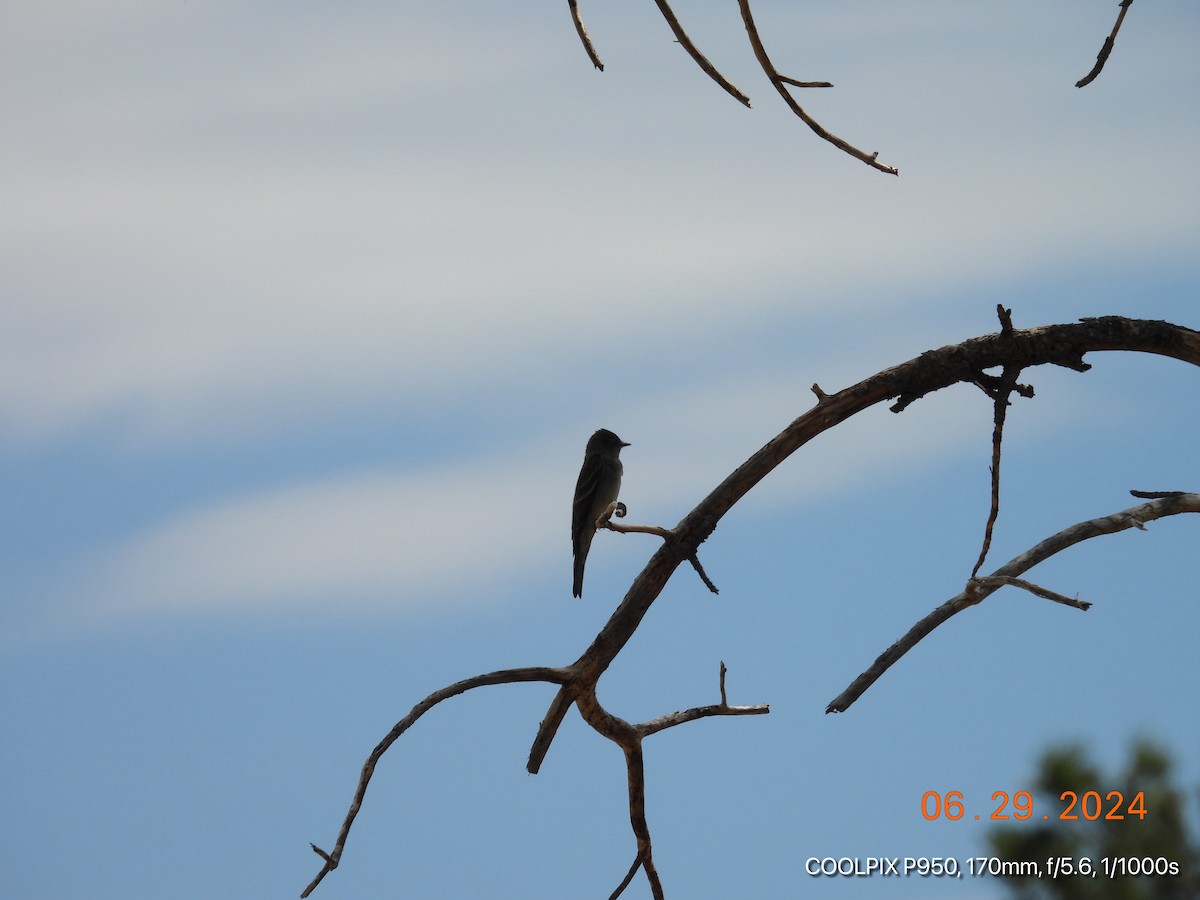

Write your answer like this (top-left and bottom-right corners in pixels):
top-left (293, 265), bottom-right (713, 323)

top-left (609, 851), bottom-right (644, 900)
top-left (968, 308), bottom-right (1027, 578)
top-left (604, 521), bottom-right (673, 539)
top-left (738, 0), bottom-right (897, 174)
top-left (1077, 0), bottom-right (1134, 88)
top-left (638, 701), bottom-right (770, 738)
top-left (687, 553), bottom-right (719, 594)
top-left (826, 493), bottom-right (1200, 714)
top-left (969, 362), bottom-right (1021, 578)
top-left (778, 76), bottom-right (833, 88)
top-left (970, 575), bottom-right (1092, 611)
top-left (599, 504), bottom-right (719, 592)
top-left (301, 667), bottom-right (569, 897)
top-left (567, 0), bottom-right (604, 71)
top-left (650, 0), bottom-right (751, 107)
top-left (585, 668), bottom-right (765, 899)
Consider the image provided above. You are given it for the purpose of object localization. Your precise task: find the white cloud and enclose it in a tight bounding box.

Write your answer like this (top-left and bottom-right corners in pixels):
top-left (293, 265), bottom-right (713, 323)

top-left (47, 334), bottom-right (1116, 632)
top-left (2, 3), bottom-right (1196, 447)
top-left (1, 3), bottom-right (1196, 643)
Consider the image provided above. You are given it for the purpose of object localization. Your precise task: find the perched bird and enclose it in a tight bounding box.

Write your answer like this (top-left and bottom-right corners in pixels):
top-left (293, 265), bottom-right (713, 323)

top-left (571, 428), bottom-right (630, 598)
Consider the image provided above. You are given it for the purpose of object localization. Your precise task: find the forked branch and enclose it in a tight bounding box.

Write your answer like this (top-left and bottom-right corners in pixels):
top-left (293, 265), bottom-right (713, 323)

top-left (305, 317), bottom-right (1200, 897)
top-left (968, 307), bottom-right (1035, 577)
top-left (527, 317), bottom-right (1200, 777)
top-left (576, 666), bottom-right (768, 900)
top-left (738, 0), bottom-right (898, 174)
top-left (826, 492), bottom-right (1200, 714)
top-left (599, 502), bottom-right (719, 594)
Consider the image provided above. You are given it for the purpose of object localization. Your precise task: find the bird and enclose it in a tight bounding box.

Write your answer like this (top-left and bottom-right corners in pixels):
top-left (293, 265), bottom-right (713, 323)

top-left (571, 428), bottom-right (630, 598)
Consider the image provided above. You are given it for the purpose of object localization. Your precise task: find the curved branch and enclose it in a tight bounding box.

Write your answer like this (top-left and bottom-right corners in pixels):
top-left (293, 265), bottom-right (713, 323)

top-left (308, 317), bottom-right (1199, 897)
top-left (738, 0), bottom-right (898, 175)
top-left (826, 493), bottom-right (1200, 714)
top-left (650, 0), bottom-right (751, 107)
top-left (302, 666), bottom-right (569, 897)
top-left (568, 0), bottom-right (604, 71)
top-left (1077, 0), bottom-right (1133, 88)
top-left (529, 317), bottom-right (1200, 770)
top-left (611, 745), bottom-right (662, 900)
top-left (575, 667), bottom-right (765, 899)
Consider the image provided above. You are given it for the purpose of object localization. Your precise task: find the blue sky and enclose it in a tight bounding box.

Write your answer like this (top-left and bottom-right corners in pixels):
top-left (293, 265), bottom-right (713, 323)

top-left (2, 2), bottom-right (1198, 898)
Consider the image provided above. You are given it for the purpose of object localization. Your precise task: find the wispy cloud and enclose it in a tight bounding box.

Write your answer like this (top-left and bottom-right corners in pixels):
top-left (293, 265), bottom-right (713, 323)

top-left (25, 342), bottom-right (1110, 638)
top-left (2, 5), bottom-right (1197, 448)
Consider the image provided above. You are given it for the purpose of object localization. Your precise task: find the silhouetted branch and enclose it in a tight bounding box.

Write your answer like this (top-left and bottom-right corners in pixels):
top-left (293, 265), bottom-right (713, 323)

top-left (638, 700), bottom-right (770, 738)
top-left (609, 851), bottom-right (644, 900)
top-left (687, 553), bottom-right (719, 594)
top-left (576, 667), bottom-right (765, 899)
top-left (568, 0), bottom-right (604, 71)
top-left (738, 0), bottom-right (898, 174)
top-left (600, 503), bottom-right (719, 593)
top-left (969, 357), bottom-right (1024, 578)
top-left (525, 317), bottom-right (1200, 779)
top-left (778, 75), bottom-right (832, 89)
top-left (651, 0), bottom-right (751, 107)
top-left (971, 575), bottom-right (1092, 611)
top-left (826, 492), bottom-right (1200, 714)
top-left (1077, 0), bottom-right (1134, 88)
top-left (306, 317), bottom-right (1200, 897)
top-left (613, 745), bottom-right (661, 899)
top-left (564, 4), bottom-right (1146, 171)
top-left (301, 666), bottom-right (569, 897)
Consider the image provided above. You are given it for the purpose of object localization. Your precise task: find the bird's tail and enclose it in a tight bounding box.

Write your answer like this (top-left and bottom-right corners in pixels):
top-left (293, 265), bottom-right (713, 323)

top-left (572, 531), bottom-right (594, 598)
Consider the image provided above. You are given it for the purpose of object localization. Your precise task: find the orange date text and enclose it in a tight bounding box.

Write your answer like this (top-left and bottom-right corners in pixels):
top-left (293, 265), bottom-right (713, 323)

top-left (920, 790), bottom-right (1147, 822)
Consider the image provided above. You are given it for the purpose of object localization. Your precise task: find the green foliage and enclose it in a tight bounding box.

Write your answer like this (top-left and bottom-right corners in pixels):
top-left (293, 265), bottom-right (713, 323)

top-left (988, 739), bottom-right (1200, 899)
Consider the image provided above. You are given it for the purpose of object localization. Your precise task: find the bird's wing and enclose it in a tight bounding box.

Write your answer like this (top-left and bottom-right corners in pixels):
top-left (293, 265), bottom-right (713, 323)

top-left (572, 456), bottom-right (602, 544)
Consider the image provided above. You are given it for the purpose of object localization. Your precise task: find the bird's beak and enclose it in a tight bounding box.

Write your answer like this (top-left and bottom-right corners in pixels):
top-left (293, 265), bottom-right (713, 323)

top-left (621, 441), bottom-right (631, 447)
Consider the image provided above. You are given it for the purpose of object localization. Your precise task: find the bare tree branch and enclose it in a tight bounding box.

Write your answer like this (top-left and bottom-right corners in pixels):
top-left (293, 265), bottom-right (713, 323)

top-left (738, 0), bottom-right (898, 175)
top-left (575, 667), bottom-right (765, 899)
top-left (969, 345), bottom-right (1028, 577)
top-left (600, 502), bottom-right (720, 593)
top-left (970, 575), bottom-right (1092, 611)
top-left (305, 317), bottom-right (1200, 897)
top-left (966, 308), bottom-right (1037, 580)
top-left (1077, 0), bottom-right (1134, 88)
top-left (565, 4), bottom-right (1145, 171)
top-left (568, 0), bottom-right (604, 71)
top-left (609, 850), bottom-right (644, 900)
top-left (613, 745), bottom-right (662, 900)
top-left (778, 75), bottom-right (832, 89)
top-left (529, 316), bottom-right (1200, 773)
top-left (637, 701), bottom-right (770, 739)
top-left (826, 492), bottom-right (1200, 714)
top-left (650, 0), bottom-right (751, 107)
top-left (301, 666), bottom-right (569, 898)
